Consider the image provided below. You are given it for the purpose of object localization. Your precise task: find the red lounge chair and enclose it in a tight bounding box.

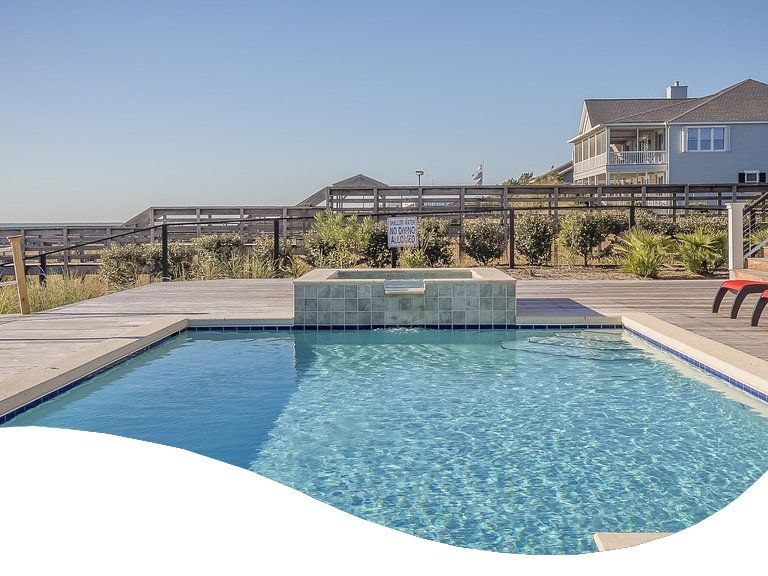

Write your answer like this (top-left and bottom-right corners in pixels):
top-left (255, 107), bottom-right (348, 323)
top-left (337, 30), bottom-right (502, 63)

top-left (751, 290), bottom-right (768, 326)
top-left (712, 280), bottom-right (768, 319)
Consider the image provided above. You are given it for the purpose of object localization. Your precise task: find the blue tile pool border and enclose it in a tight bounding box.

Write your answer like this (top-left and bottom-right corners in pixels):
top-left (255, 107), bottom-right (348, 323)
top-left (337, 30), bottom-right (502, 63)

top-left (4, 321), bottom-right (762, 424)
top-left (624, 326), bottom-right (768, 405)
top-left (186, 323), bottom-right (624, 331)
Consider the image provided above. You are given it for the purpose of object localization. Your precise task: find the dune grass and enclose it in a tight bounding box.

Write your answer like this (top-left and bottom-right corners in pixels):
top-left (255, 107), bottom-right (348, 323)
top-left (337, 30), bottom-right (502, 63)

top-left (0, 275), bottom-right (111, 314)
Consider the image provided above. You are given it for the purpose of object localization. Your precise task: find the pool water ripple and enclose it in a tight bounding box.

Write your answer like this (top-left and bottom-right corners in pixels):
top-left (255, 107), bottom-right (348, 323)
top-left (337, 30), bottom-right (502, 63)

top-left (5, 329), bottom-right (768, 554)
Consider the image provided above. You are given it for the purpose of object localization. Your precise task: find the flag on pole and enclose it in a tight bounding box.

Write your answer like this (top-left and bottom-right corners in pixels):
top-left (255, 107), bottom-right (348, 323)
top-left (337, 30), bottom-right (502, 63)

top-left (472, 163), bottom-right (483, 186)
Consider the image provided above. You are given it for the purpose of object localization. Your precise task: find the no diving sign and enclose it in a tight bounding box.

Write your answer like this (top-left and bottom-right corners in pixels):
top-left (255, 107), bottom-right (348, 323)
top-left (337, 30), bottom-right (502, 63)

top-left (387, 217), bottom-right (418, 248)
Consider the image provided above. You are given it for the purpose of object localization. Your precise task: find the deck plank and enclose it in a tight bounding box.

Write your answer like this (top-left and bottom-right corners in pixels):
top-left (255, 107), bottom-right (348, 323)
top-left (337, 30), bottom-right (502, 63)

top-left (1, 278), bottom-right (767, 386)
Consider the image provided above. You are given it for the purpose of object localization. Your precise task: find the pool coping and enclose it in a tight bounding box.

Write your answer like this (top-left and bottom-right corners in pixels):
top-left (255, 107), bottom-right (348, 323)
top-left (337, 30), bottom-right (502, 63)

top-left (1, 312), bottom-right (768, 424)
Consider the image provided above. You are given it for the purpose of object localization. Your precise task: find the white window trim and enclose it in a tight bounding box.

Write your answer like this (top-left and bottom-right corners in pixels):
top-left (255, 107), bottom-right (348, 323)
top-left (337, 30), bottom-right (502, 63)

top-left (683, 126), bottom-right (729, 152)
top-left (744, 170), bottom-right (760, 183)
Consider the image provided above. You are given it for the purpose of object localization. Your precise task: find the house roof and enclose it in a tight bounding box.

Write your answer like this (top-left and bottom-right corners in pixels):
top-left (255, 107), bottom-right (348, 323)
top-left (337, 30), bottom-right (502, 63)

top-left (330, 173), bottom-right (388, 188)
top-left (582, 79), bottom-right (768, 128)
top-left (296, 173), bottom-right (388, 206)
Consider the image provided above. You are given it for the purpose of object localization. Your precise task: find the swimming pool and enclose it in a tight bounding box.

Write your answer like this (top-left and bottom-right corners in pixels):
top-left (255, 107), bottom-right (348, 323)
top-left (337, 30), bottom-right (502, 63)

top-left (5, 328), bottom-right (768, 554)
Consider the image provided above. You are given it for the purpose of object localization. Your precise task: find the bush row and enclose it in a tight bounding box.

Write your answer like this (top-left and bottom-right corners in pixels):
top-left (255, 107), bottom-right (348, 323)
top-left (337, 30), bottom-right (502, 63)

top-left (512, 210), bottom-right (727, 276)
top-left (100, 234), bottom-right (305, 288)
top-left (99, 209), bottom-right (728, 287)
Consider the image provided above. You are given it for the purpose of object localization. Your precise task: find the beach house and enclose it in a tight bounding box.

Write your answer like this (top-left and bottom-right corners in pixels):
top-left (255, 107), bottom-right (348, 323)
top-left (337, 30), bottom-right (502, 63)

top-left (571, 79), bottom-right (768, 185)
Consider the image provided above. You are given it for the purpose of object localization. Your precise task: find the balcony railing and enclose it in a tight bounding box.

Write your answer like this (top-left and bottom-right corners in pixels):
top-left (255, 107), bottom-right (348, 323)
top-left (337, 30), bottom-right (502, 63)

top-left (574, 150), bottom-right (667, 176)
top-left (573, 153), bottom-right (607, 176)
top-left (608, 150), bottom-right (667, 165)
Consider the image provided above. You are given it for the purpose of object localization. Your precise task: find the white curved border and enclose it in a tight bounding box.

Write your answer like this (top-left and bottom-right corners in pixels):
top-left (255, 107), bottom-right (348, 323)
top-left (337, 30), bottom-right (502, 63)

top-left (0, 427), bottom-right (764, 574)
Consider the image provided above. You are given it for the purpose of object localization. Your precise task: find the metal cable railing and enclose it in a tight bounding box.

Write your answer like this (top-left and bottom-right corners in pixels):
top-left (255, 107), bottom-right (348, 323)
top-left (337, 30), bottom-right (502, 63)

top-left (744, 191), bottom-right (768, 258)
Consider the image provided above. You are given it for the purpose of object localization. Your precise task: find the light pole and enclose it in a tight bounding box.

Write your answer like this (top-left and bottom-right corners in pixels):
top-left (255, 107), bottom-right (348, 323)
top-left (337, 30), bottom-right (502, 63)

top-left (415, 170), bottom-right (424, 186)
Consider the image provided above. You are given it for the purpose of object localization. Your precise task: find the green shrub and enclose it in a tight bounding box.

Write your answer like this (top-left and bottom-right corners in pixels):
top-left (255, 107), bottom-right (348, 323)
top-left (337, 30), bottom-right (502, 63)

top-left (250, 235), bottom-right (293, 271)
top-left (142, 242), bottom-right (195, 280)
top-left (362, 221), bottom-right (391, 268)
top-left (418, 218), bottom-right (453, 267)
top-left (192, 233), bottom-right (246, 262)
top-left (633, 210), bottom-right (678, 236)
top-left (632, 209), bottom-right (726, 237)
top-left (676, 212), bottom-right (727, 234)
top-left (515, 213), bottom-right (555, 266)
top-left (675, 228), bottom-right (726, 275)
top-left (280, 255), bottom-right (310, 278)
top-left (615, 230), bottom-right (672, 278)
top-left (749, 228), bottom-right (768, 257)
top-left (464, 218), bottom-right (505, 265)
top-left (558, 212), bottom-right (607, 266)
top-left (598, 210), bottom-right (631, 236)
top-left (398, 248), bottom-right (430, 268)
top-left (100, 244), bottom-right (147, 288)
top-left (303, 210), bottom-right (372, 267)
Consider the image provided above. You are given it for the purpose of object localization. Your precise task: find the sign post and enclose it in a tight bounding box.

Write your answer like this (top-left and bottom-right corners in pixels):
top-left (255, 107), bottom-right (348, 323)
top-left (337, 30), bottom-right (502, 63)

top-left (387, 217), bottom-right (418, 268)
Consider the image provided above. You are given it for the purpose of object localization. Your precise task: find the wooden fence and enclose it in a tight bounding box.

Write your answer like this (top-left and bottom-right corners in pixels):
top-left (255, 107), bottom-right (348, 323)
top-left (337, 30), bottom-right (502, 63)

top-left (324, 183), bottom-right (768, 214)
top-left (2, 183), bottom-right (766, 273)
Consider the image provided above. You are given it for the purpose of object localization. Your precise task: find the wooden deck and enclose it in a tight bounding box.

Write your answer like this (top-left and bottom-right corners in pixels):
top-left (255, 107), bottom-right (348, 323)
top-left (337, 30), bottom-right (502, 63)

top-left (1, 278), bottom-right (767, 388)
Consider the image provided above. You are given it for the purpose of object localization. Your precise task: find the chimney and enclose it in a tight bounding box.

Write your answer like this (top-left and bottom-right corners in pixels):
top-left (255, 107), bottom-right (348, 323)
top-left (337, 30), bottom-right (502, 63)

top-left (666, 81), bottom-right (688, 99)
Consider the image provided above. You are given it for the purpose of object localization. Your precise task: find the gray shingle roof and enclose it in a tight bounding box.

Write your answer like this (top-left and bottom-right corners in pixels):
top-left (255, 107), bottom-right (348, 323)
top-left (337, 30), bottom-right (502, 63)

top-left (583, 79), bottom-right (768, 127)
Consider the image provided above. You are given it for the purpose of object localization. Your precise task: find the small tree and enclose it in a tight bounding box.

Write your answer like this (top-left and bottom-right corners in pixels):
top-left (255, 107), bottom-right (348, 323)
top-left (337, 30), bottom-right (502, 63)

top-left (558, 212), bottom-right (607, 266)
top-left (464, 218), bottom-right (505, 265)
top-left (515, 213), bottom-right (555, 266)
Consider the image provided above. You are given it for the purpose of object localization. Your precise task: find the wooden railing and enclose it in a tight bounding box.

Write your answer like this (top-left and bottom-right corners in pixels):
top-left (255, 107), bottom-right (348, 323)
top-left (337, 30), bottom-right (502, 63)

top-left (608, 150), bottom-right (667, 165)
top-left (573, 153), bottom-right (607, 175)
top-left (574, 151), bottom-right (667, 175)
top-left (325, 183), bottom-right (767, 215)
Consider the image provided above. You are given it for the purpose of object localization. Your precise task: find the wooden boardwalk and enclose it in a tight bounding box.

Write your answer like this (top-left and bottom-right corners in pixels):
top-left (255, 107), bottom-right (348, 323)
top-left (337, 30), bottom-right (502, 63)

top-left (1, 278), bottom-right (767, 388)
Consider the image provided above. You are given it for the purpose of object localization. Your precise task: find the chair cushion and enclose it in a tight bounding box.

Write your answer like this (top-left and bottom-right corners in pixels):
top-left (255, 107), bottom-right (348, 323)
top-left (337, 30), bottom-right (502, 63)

top-left (763, 289), bottom-right (768, 299)
top-left (722, 279), bottom-right (768, 290)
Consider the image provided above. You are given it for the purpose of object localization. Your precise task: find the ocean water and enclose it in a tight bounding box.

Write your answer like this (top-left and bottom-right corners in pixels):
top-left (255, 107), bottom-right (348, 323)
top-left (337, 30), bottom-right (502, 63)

top-left (6, 329), bottom-right (768, 554)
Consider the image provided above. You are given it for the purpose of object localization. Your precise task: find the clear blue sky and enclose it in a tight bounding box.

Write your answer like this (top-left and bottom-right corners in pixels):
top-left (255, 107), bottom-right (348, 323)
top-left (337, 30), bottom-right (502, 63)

top-left (2, 0), bottom-right (767, 222)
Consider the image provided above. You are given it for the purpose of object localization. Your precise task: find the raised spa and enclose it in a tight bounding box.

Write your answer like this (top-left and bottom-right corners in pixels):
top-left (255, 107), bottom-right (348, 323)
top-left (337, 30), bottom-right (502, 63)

top-left (293, 267), bottom-right (516, 328)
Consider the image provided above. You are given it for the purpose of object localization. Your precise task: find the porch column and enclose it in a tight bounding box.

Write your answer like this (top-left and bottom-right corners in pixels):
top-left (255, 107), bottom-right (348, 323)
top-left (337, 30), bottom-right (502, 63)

top-left (727, 202), bottom-right (745, 274)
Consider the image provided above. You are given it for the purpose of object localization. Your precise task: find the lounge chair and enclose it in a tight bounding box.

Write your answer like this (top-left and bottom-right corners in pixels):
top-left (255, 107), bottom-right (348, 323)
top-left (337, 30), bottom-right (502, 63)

top-left (751, 290), bottom-right (768, 326)
top-left (712, 280), bottom-right (768, 319)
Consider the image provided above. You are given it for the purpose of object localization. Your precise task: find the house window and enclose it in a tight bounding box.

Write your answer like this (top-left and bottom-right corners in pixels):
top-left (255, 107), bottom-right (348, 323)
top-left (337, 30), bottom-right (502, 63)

top-left (739, 171), bottom-right (766, 183)
top-left (685, 126), bottom-right (727, 151)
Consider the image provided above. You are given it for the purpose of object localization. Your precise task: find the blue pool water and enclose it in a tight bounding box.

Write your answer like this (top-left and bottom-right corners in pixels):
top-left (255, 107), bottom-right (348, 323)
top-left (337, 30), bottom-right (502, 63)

top-left (5, 329), bottom-right (768, 554)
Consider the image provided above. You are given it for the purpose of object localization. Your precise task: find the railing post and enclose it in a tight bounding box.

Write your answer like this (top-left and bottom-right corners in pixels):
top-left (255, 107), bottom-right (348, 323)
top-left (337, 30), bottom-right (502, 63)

top-left (273, 218), bottom-right (280, 269)
top-left (728, 203), bottom-right (745, 274)
top-left (9, 236), bottom-right (30, 314)
top-left (161, 224), bottom-right (169, 282)
top-left (508, 209), bottom-right (515, 269)
top-left (629, 203), bottom-right (636, 229)
top-left (39, 253), bottom-right (47, 287)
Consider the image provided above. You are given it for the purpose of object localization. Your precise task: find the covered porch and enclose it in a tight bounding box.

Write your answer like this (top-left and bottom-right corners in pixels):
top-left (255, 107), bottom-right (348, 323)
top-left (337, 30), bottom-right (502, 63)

top-left (573, 125), bottom-right (668, 184)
